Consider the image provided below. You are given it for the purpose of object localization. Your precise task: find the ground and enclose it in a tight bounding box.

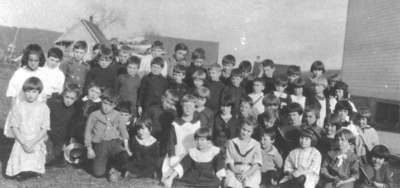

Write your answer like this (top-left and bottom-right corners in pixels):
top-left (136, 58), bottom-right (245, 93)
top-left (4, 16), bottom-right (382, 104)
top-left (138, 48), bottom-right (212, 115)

top-left (0, 63), bottom-right (399, 187)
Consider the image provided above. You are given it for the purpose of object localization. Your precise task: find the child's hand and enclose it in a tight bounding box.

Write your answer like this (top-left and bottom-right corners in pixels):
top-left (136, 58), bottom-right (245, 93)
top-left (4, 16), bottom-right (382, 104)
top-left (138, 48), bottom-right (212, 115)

top-left (161, 176), bottom-right (173, 188)
top-left (334, 180), bottom-right (345, 187)
top-left (126, 149), bottom-right (133, 157)
top-left (87, 147), bottom-right (96, 159)
top-left (22, 143), bottom-right (34, 153)
top-left (270, 179), bottom-right (278, 186)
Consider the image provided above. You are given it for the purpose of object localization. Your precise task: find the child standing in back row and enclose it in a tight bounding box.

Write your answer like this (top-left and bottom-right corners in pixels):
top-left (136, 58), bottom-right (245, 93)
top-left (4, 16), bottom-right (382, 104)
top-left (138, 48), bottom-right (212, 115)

top-left (6, 77), bottom-right (50, 181)
top-left (60, 41), bottom-right (89, 90)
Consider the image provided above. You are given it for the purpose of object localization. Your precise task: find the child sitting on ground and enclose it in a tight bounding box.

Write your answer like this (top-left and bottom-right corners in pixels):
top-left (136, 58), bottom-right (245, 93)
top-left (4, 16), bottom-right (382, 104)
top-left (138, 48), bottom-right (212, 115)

top-left (280, 128), bottom-right (322, 188)
top-left (225, 119), bottom-right (262, 188)
top-left (162, 128), bottom-right (226, 188)
top-left (5, 77), bottom-right (50, 181)
top-left (259, 129), bottom-right (283, 188)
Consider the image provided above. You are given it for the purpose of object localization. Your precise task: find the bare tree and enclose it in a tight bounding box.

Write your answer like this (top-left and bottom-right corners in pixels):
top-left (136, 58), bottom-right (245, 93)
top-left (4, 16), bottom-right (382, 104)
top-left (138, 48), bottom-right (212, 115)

top-left (87, 2), bottom-right (127, 30)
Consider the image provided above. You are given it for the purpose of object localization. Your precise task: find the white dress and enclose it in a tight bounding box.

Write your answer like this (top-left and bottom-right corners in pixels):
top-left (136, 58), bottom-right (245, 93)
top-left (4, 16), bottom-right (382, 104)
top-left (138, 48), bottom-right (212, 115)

top-left (5, 101), bottom-right (50, 176)
top-left (6, 67), bottom-right (46, 101)
top-left (40, 66), bottom-right (65, 96)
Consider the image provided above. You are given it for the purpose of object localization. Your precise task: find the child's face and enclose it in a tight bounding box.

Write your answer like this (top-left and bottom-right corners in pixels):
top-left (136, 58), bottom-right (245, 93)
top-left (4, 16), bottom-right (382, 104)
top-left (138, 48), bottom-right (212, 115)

top-left (294, 87), bottom-right (303, 96)
top-left (63, 91), bottom-right (78, 107)
top-left (101, 100), bottom-right (116, 114)
top-left (193, 78), bottom-right (204, 88)
top-left (312, 70), bottom-right (323, 78)
top-left (239, 124), bottom-right (254, 140)
top-left (161, 96), bottom-right (175, 110)
top-left (231, 76), bottom-right (243, 87)
top-left (242, 70), bottom-right (251, 78)
top-left (337, 110), bottom-right (349, 121)
top-left (24, 89), bottom-right (40, 103)
top-left (371, 156), bottom-right (385, 169)
top-left (240, 102), bottom-right (252, 117)
top-left (138, 126), bottom-right (151, 139)
top-left (335, 89), bottom-right (344, 99)
top-left (222, 63), bottom-right (234, 72)
top-left (299, 136), bottom-right (312, 148)
top-left (314, 84), bottom-right (325, 95)
top-left (288, 112), bottom-right (302, 126)
top-left (120, 111), bottom-right (132, 124)
top-left (209, 69), bottom-right (221, 81)
top-left (73, 49), bottom-right (86, 61)
top-left (27, 54), bottom-right (40, 71)
top-left (263, 118), bottom-right (276, 128)
top-left (336, 135), bottom-right (351, 152)
top-left (99, 56), bottom-right (112, 69)
top-left (325, 124), bottom-right (337, 136)
top-left (151, 64), bottom-right (162, 75)
top-left (305, 111), bottom-right (317, 126)
top-left (261, 135), bottom-right (274, 149)
top-left (182, 101), bottom-right (196, 116)
top-left (263, 66), bottom-right (275, 78)
top-left (151, 47), bottom-right (164, 57)
top-left (288, 74), bottom-right (299, 83)
top-left (196, 137), bottom-right (211, 151)
top-left (275, 84), bottom-right (286, 92)
top-left (127, 64), bottom-right (139, 77)
top-left (220, 105), bottom-right (232, 115)
top-left (265, 103), bottom-right (279, 111)
top-left (88, 86), bottom-right (101, 101)
top-left (196, 97), bottom-right (207, 108)
top-left (173, 72), bottom-right (185, 83)
top-left (47, 56), bottom-right (61, 69)
top-left (193, 58), bottom-right (205, 67)
top-left (175, 50), bottom-right (187, 61)
top-left (119, 51), bottom-right (130, 63)
top-left (359, 117), bottom-right (368, 126)
top-left (253, 81), bottom-right (265, 93)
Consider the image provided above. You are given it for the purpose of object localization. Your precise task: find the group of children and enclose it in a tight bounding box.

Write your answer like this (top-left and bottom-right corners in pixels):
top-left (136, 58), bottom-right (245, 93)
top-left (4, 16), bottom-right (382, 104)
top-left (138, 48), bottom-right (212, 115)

top-left (3, 40), bottom-right (394, 188)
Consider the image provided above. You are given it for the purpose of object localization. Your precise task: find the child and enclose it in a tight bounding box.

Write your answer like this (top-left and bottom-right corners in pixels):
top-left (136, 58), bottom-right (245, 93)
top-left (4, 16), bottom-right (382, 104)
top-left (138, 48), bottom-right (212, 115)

top-left (139, 40), bottom-right (168, 77)
top-left (280, 128), bottom-right (322, 188)
top-left (358, 145), bottom-right (394, 188)
top-left (190, 69), bottom-right (207, 91)
top-left (273, 75), bottom-right (289, 109)
top-left (225, 119), bottom-right (262, 188)
top-left (60, 41), bottom-right (89, 90)
top-left (260, 59), bottom-right (276, 94)
top-left (194, 86), bottom-right (214, 129)
top-left (162, 94), bottom-right (201, 179)
top-left (167, 43), bottom-right (189, 76)
top-left (239, 60), bottom-right (254, 94)
top-left (115, 56), bottom-right (141, 116)
top-left (207, 64), bottom-right (225, 113)
top-left (307, 77), bottom-right (330, 128)
top-left (329, 81), bottom-right (358, 114)
top-left (262, 93), bottom-right (281, 112)
top-left (304, 60), bottom-right (327, 99)
top-left (162, 128), bottom-right (225, 188)
top-left (320, 129), bottom-right (359, 188)
top-left (46, 84), bottom-right (80, 167)
top-left (84, 46), bottom-right (118, 94)
top-left (285, 65), bottom-right (301, 95)
top-left (319, 115), bottom-right (342, 155)
top-left (303, 107), bottom-right (324, 139)
top-left (220, 54), bottom-right (236, 86)
top-left (239, 96), bottom-right (258, 121)
top-left (168, 64), bottom-right (188, 99)
top-left (221, 68), bottom-right (247, 116)
top-left (127, 119), bottom-right (160, 178)
top-left (249, 78), bottom-right (266, 115)
top-left (5, 77), bottom-right (50, 181)
top-left (70, 83), bottom-right (102, 144)
top-left (115, 45), bottom-right (131, 75)
top-left (138, 56), bottom-right (169, 115)
top-left (259, 129), bottom-right (283, 188)
top-left (355, 110), bottom-right (379, 161)
top-left (185, 48), bottom-right (207, 87)
top-left (84, 90), bottom-right (131, 181)
top-left (41, 47), bottom-right (65, 98)
top-left (289, 77), bottom-right (306, 109)
top-left (213, 96), bottom-right (241, 150)
top-left (335, 100), bottom-right (359, 137)
top-left (254, 108), bottom-right (280, 140)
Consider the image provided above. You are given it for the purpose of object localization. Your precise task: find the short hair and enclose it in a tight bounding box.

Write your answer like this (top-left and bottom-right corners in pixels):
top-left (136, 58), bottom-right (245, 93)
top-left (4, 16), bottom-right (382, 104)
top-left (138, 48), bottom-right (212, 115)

top-left (99, 46), bottom-right (113, 59)
top-left (191, 69), bottom-right (206, 80)
top-left (63, 83), bottom-right (81, 98)
top-left (335, 129), bottom-right (356, 145)
top-left (87, 82), bottom-right (103, 92)
top-left (253, 78), bottom-right (266, 86)
top-left (120, 45), bottom-right (131, 52)
top-left (326, 114), bottom-right (344, 130)
top-left (116, 101), bottom-right (132, 114)
top-left (261, 59), bottom-right (275, 68)
top-left (173, 64), bottom-right (186, 75)
top-left (354, 109), bottom-right (372, 124)
top-left (240, 96), bottom-right (253, 106)
top-left (222, 54), bottom-right (236, 66)
top-left (22, 77), bottom-right (43, 93)
top-left (21, 44), bottom-right (46, 68)
top-left (194, 127), bottom-right (212, 140)
top-left (208, 63), bottom-right (222, 72)
top-left (299, 128), bottom-right (318, 146)
top-left (312, 77), bottom-right (328, 88)
top-left (162, 89), bottom-right (180, 105)
top-left (47, 47), bottom-right (63, 60)
top-left (151, 57), bottom-right (165, 68)
top-left (230, 68), bottom-right (243, 78)
top-left (151, 40), bottom-right (164, 49)
top-left (274, 75), bottom-right (288, 86)
top-left (239, 60), bottom-right (252, 73)
top-left (304, 107), bottom-right (320, 119)
top-left (241, 118), bottom-right (257, 130)
top-left (134, 118), bottom-right (153, 133)
top-left (92, 43), bottom-right (101, 51)
top-left (310, 60), bottom-right (325, 73)
top-left (191, 48), bottom-right (206, 60)
top-left (369, 145), bottom-right (390, 161)
top-left (293, 77), bottom-right (305, 88)
top-left (334, 81), bottom-right (349, 98)
top-left (287, 65), bottom-right (301, 76)
top-left (260, 108), bottom-right (278, 122)
top-left (194, 86), bottom-right (210, 99)
top-left (101, 89), bottom-right (119, 104)
top-left (174, 43), bottom-right (189, 52)
top-left (180, 94), bottom-right (197, 105)
top-left (262, 93), bottom-right (280, 107)
top-left (286, 102), bottom-right (303, 115)
top-left (127, 56), bottom-right (141, 68)
top-left (334, 100), bottom-right (354, 116)
top-left (259, 128), bottom-right (277, 140)
top-left (220, 95), bottom-right (235, 108)
top-left (73, 40), bottom-right (88, 51)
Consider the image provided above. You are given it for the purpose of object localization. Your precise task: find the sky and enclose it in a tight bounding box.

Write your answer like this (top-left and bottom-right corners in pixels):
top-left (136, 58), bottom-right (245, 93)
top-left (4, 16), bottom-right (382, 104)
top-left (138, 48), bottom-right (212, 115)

top-left (0, 0), bottom-right (348, 69)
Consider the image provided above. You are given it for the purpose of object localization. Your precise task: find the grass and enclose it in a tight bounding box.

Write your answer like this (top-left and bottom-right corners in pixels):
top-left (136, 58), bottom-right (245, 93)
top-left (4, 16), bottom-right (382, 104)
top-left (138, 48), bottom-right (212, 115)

top-left (0, 63), bottom-right (399, 187)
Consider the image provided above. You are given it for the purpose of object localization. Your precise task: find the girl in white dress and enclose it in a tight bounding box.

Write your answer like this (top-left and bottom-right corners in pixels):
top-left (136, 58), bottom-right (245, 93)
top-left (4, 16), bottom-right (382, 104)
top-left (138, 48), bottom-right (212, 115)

top-left (5, 77), bottom-right (50, 181)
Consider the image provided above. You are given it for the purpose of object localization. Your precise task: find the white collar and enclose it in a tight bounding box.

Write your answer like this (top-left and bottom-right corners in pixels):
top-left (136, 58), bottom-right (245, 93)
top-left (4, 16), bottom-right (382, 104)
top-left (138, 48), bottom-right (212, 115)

top-left (135, 135), bottom-right (157, 146)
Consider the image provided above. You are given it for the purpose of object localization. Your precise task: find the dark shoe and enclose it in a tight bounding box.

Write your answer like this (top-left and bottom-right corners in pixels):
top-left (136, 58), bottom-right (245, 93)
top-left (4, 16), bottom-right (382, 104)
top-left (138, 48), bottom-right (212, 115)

top-left (15, 171), bottom-right (40, 181)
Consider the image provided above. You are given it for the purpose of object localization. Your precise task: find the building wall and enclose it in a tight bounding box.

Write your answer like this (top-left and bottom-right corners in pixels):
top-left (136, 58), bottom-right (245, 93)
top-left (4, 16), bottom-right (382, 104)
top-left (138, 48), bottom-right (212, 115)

top-left (342, 0), bottom-right (400, 101)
